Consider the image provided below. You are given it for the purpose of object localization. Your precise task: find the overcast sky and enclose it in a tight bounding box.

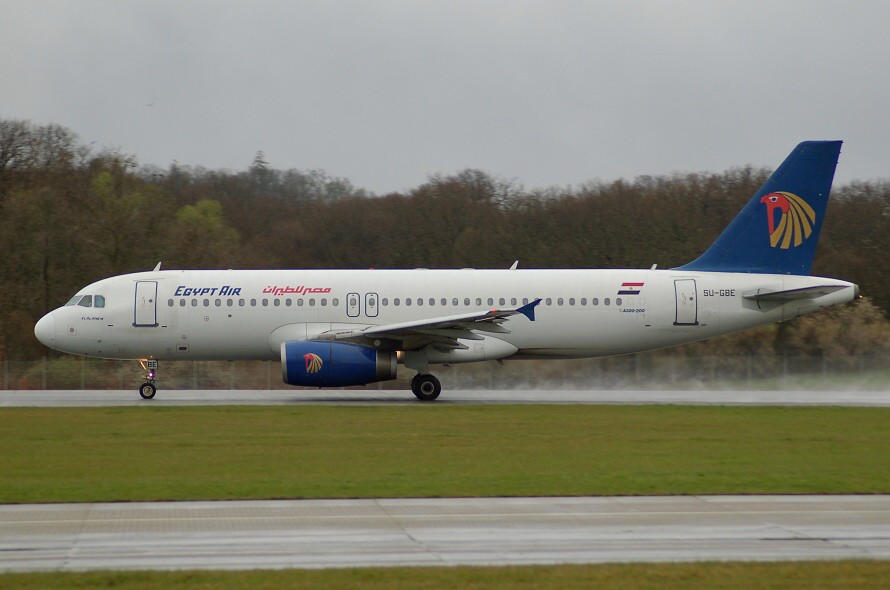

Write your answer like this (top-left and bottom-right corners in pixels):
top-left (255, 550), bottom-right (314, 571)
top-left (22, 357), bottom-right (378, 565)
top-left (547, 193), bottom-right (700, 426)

top-left (2, 1), bottom-right (887, 193)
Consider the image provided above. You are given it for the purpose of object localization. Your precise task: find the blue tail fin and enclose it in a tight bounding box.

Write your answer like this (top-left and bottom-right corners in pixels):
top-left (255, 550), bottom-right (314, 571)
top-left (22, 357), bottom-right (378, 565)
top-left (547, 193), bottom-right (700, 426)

top-left (676, 140), bottom-right (842, 275)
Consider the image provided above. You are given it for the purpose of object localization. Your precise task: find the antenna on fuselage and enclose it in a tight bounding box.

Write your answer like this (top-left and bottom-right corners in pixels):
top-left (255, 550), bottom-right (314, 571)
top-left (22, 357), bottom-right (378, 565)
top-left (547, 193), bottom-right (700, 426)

top-left (509, 260), bottom-right (519, 270)
top-left (152, 261), bottom-right (162, 272)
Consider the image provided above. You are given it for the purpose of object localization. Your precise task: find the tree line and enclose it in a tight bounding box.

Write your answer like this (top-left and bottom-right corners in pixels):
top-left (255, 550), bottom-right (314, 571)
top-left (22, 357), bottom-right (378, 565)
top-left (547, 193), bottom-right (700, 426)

top-left (2, 118), bottom-right (888, 361)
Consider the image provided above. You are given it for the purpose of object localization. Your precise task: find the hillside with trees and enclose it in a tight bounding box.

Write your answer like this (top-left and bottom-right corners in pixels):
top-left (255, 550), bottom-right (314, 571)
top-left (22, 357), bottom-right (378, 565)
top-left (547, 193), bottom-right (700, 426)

top-left (2, 119), bottom-right (888, 366)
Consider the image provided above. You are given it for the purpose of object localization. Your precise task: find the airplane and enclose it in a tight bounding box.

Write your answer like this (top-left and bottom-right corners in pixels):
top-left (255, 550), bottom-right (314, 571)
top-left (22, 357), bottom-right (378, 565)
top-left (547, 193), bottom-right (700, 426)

top-left (34, 141), bottom-right (859, 401)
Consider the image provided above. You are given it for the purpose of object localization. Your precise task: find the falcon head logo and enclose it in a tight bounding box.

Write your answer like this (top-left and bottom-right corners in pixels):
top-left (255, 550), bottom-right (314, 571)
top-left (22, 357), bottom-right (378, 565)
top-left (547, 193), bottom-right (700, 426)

top-left (304, 353), bottom-right (323, 374)
top-left (760, 191), bottom-right (817, 249)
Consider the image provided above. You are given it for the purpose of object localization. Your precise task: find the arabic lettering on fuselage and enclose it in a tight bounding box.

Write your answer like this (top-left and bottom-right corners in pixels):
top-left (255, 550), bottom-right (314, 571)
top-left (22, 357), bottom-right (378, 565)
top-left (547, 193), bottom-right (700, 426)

top-left (263, 285), bottom-right (332, 297)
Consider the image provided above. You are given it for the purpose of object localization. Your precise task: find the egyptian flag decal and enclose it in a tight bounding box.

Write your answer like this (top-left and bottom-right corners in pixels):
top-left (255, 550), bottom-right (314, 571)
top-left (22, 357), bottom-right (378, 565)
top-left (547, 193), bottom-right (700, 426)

top-left (618, 282), bottom-right (644, 295)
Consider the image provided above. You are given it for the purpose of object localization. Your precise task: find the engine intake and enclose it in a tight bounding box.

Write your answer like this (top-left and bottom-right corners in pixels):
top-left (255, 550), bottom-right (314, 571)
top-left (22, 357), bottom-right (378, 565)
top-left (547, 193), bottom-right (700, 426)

top-left (281, 341), bottom-right (397, 387)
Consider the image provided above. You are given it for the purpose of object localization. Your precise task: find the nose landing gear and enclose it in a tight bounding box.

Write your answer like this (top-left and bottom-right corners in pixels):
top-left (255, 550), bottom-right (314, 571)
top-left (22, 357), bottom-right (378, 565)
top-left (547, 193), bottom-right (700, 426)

top-left (138, 359), bottom-right (158, 399)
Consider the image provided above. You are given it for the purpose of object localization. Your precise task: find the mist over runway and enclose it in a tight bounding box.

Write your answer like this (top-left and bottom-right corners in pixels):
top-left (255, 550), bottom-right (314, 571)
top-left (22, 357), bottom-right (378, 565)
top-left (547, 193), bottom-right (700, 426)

top-left (2, 388), bottom-right (889, 407)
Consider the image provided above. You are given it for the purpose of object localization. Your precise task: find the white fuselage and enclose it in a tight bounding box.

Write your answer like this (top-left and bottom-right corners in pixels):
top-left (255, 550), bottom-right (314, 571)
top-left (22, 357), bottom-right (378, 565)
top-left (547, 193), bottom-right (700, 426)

top-left (35, 268), bottom-right (858, 363)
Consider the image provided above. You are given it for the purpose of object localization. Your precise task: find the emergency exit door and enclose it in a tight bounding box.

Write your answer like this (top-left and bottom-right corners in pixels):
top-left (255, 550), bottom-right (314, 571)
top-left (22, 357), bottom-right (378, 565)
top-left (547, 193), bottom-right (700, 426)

top-left (346, 293), bottom-right (360, 317)
top-left (134, 281), bottom-right (159, 327)
top-left (365, 292), bottom-right (379, 317)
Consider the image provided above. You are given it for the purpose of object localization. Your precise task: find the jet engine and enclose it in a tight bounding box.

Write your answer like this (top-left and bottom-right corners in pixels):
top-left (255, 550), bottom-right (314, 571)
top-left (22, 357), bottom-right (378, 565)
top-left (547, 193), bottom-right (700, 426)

top-left (281, 341), bottom-right (397, 387)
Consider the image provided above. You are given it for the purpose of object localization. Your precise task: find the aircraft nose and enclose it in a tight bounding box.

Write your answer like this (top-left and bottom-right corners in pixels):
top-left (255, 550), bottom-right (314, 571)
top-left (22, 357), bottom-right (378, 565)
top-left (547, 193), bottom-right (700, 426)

top-left (34, 313), bottom-right (56, 347)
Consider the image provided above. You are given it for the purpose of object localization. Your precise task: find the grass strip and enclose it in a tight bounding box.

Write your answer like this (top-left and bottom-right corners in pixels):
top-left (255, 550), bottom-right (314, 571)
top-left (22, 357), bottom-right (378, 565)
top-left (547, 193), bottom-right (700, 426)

top-left (2, 405), bottom-right (890, 503)
top-left (3, 561), bottom-right (890, 590)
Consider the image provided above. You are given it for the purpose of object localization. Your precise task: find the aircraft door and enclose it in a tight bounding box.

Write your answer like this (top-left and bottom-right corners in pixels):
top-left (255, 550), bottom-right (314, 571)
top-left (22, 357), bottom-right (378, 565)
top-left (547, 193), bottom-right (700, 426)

top-left (347, 293), bottom-right (360, 318)
top-left (134, 281), bottom-right (159, 327)
top-left (673, 279), bottom-right (699, 326)
top-left (365, 292), bottom-right (378, 317)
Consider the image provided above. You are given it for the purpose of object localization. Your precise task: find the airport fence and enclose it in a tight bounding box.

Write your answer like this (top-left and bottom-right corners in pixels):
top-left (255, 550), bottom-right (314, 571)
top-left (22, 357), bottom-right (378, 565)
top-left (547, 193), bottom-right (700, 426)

top-left (3, 352), bottom-right (890, 391)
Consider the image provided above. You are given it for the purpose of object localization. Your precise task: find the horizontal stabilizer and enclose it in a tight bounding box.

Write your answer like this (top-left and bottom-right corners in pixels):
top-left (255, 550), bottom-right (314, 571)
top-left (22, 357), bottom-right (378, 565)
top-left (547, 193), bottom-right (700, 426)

top-left (743, 285), bottom-right (849, 302)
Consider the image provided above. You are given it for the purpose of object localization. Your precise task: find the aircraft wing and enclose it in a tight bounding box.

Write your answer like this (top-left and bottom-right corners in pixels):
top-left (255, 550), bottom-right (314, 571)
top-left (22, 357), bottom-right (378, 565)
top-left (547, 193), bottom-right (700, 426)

top-left (318, 298), bottom-right (541, 350)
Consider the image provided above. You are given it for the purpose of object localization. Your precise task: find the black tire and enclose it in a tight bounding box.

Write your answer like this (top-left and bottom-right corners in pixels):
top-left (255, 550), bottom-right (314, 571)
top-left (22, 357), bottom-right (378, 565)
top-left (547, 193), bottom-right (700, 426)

top-left (139, 382), bottom-right (157, 400)
top-left (411, 374), bottom-right (441, 401)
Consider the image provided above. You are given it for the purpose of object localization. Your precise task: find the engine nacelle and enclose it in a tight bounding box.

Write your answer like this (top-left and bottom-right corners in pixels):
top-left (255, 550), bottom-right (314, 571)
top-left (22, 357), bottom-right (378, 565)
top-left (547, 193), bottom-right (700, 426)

top-left (281, 341), bottom-right (397, 387)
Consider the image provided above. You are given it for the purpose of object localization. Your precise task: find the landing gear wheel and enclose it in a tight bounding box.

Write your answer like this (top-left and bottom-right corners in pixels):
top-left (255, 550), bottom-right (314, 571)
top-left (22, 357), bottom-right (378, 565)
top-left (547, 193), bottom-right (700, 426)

top-left (139, 382), bottom-right (157, 400)
top-left (138, 359), bottom-right (159, 400)
top-left (411, 374), bottom-right (441, 402)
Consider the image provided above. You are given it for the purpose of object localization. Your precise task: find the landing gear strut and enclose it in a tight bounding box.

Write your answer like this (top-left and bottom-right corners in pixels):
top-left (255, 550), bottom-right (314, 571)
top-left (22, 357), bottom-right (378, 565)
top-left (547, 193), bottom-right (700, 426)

top-left (138, 359), bottom-right (158, 400)
top-left (411, 373), bottom-right (441, 402)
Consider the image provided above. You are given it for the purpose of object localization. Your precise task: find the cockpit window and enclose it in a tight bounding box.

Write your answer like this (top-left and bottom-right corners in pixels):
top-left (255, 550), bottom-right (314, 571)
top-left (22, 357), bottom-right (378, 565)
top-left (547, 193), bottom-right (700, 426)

top-left (65, 294), bottom-right (105, 308)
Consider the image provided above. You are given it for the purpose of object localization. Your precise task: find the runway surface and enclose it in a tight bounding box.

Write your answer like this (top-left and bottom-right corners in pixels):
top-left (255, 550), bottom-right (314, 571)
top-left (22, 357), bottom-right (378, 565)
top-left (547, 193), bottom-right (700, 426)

top-left (2, 495), bottom-right (890, 572)
top-left (2, 388), bottom-right (889, 406)
top-left (3, 390), bottom-right (889, 572)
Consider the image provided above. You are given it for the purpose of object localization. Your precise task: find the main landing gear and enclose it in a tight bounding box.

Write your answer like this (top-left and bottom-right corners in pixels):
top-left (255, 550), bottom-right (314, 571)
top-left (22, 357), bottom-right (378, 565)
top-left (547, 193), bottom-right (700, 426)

top-left (138, 359), bottom-right (158, 400)
top-left (411, 373), bottom-right (441, 402)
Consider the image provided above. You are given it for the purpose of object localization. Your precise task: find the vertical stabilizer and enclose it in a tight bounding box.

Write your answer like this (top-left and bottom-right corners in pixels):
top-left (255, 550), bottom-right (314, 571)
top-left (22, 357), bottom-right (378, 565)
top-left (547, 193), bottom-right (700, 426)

top-left (676, 140), bottom-right (842, 275)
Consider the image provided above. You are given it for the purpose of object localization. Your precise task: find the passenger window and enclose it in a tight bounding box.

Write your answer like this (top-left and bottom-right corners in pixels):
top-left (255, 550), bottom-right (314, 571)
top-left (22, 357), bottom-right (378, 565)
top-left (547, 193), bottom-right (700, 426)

top-left (487, 298), bottom-right (494, 306)
top-left (394, 298), bottom-right (400, 306)
top-left (475, 298), bottom-right (482, 306)
top-left (239, 299), bottom-right (245, 307)
top-left (616, 298), bottom-right (623, 306)
top-left (406, 298), bottom-right (412, 306)
top-left (78, 295), bottom-right (93, 307)
top-left (250, 299), bottom-right (256, 306)
top-left (464, 298), bottom-right (470, 306)
top-left (581, 298), bottom-right (587, 305)
top-left (382, 298), bottom-right (389, 306)
top-left (180, 299), bottom-right (186, 307)
top-left (416, 298), bottom-right (422, 306)
top-left (309, 298), bottom-right (315, 306)
top-left (203, 299), bottom-right (210, 307)
top-left (452, 298), bottom-right (458, 306)
top-left (227, 299), bottom-right (234, 307)
top-left (569, 298), bottom-right (575, 306)
top-left (167, 299), bottom-right (174, 307)
top-left (430, 298), bottom-right (436, 306)
top-left (499, 298), bottom-right (506, 306)
top-left (95, 295), bottom-right (106, 308)
top-left (523, 298), bottom-right (529, 305)
top-left (274, 299), bottom-right (280, 307)
top-left (192, 299), bottom-right (198, 307)
top-left (285, 299), bottom-right (292, 307)
top-left (215, 299), bottom-right (221, 307)
top-left (557, 298), bottom-right (564, 306)
top-left (262, 299), bottom-right (268, 306)
top-left (511, 298), bottom-right (517, 306)
top-left (321, 299), bottom-right (327, 306)
top-left (297, 299), bottom-right (304, 306)
top-left (545, 298), bottom-right (552, 306)
top-left (333, 298), bottom-right (339, 306)
top-left (605, 298), bottom-right (611, 306)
